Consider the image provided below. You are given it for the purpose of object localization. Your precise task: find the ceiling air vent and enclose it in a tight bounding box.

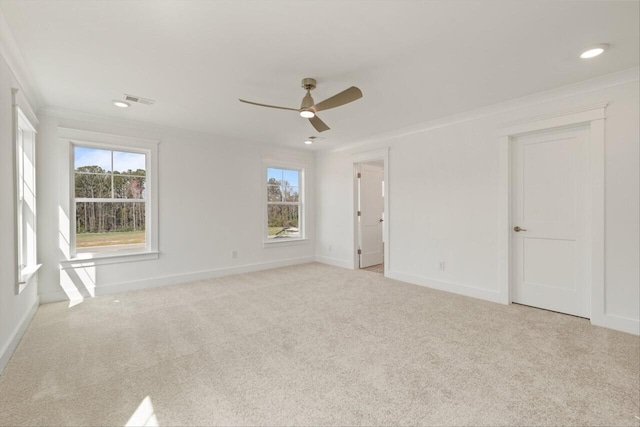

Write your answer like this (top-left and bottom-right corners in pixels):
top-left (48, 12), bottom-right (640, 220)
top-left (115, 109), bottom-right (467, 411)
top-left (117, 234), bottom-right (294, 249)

top-left (124, 94), bottom-right (155, 105)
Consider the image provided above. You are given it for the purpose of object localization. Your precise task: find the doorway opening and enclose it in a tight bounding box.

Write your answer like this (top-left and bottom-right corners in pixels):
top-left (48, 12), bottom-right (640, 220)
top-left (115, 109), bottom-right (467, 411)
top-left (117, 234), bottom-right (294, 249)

top-left (355, 159), bottom-right (386, 274)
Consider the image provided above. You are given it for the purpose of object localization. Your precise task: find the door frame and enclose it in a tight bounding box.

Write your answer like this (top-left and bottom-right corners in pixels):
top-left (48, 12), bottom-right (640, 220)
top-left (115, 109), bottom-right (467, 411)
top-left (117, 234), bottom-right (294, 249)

top-left (498, 103), bottom-right (607, 326)
top-left (353, 148), bottom-right (390, 274)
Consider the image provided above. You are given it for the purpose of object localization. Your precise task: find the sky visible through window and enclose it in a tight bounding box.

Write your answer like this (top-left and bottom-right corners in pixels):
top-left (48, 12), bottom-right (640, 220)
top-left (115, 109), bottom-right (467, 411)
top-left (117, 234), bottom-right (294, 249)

top-left (75, 146), bottom-right (145, 172)
top-left (267, 167), bottom-right (298, 187)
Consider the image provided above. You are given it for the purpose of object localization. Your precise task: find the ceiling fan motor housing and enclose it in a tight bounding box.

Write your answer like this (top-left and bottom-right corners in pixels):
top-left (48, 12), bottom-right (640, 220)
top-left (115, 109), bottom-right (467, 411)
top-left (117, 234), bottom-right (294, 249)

top-left (301, 78), bottom-right (317, 90)
top-left (301, 92), bottom-right (315, 110)
top-left (300, 78), bottom-right (317, 110)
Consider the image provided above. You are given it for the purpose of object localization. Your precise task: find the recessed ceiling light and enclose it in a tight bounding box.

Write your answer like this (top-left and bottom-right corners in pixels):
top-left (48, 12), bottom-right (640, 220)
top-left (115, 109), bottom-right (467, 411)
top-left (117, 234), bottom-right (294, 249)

top-left (304, 140), bottom-right (313, 145)
top-left (300, 110), bottom-right (315, 118)
top-left (580, 44), bottom-right (608, 59)
top-left (113, 100), bottom-right (130, 108)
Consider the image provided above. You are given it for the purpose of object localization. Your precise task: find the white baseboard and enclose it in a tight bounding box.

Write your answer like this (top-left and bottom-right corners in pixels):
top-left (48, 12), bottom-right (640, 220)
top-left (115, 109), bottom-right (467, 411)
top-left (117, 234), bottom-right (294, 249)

top-left (386, 271), bottom-right (639, 335)
top-left (38, 257), bottom-right (639, 337)
top-left (39, 291), bottom-right (80, 304)
top-left (386, 270), bottom-right (503, 304)
top-left (597, 314), bottom-right (640, 336)
top-left (39, 256), bottom-right (315, 304)
top-left (0, 296), bottom-right (39, 374)
top-left (315, 256), bottom-right (354, 270)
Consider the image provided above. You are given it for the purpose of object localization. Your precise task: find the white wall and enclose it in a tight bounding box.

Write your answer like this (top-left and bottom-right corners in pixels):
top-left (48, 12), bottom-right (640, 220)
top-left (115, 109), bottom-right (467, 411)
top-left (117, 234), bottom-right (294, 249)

top-left (37, 111), bottom-right (315, 302)
top-left (0, 42), bottom-right (39, 371)
top-left (316, 70), bottom-right (640, 334)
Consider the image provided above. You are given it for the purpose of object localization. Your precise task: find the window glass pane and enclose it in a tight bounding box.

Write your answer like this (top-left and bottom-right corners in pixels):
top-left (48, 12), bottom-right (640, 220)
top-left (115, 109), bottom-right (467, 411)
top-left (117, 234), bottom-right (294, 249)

top-left (267, 168), bottom-right (282, 185)
top-left (284, 186), bottom-right (299, 202)
top-left (267, 185), bottom-right (283, 202)
top-left (75, 202), bottom-right (146, 253)
top-left (282, 169), bottom-right (299, 187)
top-left (16, 111), bottom-right (38, 272)
top-left (18, 129), bottom-right (24, 199)
top-left (74, 173), bottom-right (112, 198)
top-left (113, 151), bottom-right (146, 174)
top-left (267, 205), bottom-right (299, 239)
top-left (74, 146), bottom-right (112, 172)
top-left (114, 174), bottom-right (146, 199)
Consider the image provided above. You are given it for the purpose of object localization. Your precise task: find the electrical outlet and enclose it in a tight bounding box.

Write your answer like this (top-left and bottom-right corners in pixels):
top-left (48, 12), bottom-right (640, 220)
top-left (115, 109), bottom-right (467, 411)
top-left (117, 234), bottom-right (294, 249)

top-left (231, 250), bottom-right (238, 259)
top-left (439, 262), bottom-right (445, 271)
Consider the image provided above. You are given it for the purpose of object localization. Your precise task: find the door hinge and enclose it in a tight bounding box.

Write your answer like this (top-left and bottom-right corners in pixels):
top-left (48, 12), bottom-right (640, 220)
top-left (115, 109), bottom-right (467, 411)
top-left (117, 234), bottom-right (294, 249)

top-left (357, 211), bottom-right (361, 216)
top-left (357, 172), bottom-right (361, 178)
top-left (357, 249), bottom-right (362, 255)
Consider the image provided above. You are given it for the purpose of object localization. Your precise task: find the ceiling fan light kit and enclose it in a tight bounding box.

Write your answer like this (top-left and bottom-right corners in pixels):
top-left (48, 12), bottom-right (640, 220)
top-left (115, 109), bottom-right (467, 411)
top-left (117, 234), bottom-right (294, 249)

top-left (239, 77), bottom-right (363, 132)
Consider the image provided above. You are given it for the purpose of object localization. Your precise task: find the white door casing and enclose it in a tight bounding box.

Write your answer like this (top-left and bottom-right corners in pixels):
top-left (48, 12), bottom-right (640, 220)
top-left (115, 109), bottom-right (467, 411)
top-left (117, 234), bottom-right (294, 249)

top-left (512, 127), bottom-right (588, 317)
top-left (358, 163), bottom-right (384, 268)
top-left (499, 104), bottom-right (607, 327)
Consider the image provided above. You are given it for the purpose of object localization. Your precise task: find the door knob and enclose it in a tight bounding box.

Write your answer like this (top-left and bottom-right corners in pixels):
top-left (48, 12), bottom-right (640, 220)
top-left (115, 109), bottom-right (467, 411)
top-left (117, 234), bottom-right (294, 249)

top-left (379, 219), bottom-right (384, 223)
top-left (513, 226), bottom-right (527, 232)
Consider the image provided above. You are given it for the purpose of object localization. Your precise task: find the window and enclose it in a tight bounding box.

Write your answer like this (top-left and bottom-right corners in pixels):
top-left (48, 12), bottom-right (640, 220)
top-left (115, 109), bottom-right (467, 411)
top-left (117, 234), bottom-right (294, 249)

top-left (266, 166), bottom-right (303, 241)
top-left (71, 142), bottom-right (155, 256)
top-left (14, 106), bottom-right (39, 291)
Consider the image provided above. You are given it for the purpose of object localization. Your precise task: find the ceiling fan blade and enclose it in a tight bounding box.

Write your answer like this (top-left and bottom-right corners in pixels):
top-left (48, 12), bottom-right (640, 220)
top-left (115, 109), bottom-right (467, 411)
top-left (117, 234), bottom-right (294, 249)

top-left (239, 99), bottom-right (299, 112)
top-left (313, 86), bottom-right (363, 112)
top-left (309, 115), bottom-right (330, 132)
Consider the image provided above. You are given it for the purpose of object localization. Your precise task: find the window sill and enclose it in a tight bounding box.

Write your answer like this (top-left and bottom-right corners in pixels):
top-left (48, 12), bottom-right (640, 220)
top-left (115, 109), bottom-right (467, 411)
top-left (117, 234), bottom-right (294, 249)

top-left (61, 251), bottom-right (159, 269)
top-left (263, 238), bottom-right (309, 248)
top-left (18, 264), bottom-right (42, 294)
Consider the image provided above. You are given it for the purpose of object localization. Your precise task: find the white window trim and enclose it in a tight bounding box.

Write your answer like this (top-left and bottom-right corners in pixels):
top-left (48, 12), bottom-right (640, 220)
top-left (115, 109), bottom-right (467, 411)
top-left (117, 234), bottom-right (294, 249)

top-left (59, 251), bottom-right (160, 269)
top-left (12, 88), bottom-right (41, 294)
top-left (59, 128), bottom-right (159, 265)
top-left (263, 159), bottom-right (308, 247)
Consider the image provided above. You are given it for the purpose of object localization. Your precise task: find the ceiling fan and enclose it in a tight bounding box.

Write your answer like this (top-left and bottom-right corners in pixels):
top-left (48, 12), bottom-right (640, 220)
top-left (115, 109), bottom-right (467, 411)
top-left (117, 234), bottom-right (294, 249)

top-left (239, 78), bottom-right (363, 133)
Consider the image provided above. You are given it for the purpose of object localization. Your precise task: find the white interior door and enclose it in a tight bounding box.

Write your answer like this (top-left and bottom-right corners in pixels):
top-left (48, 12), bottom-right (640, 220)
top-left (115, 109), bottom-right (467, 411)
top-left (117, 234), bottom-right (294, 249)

top-left (359, 162), bottom-right (384, 268)
top-left (512, 127), bottom-right (588, 317)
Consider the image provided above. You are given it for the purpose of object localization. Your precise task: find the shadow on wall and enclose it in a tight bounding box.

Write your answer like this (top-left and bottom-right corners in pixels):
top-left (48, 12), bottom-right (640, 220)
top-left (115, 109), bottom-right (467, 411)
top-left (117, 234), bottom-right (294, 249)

top-left (58, 205), bottom-right (96, 307)
top-left (58, 252), bottom-right (95, 307)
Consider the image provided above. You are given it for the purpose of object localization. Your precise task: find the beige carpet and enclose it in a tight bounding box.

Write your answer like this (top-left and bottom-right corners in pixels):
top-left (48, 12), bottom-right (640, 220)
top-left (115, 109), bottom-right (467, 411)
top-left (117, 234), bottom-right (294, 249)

top-left (0, 263), bottom-right (638, 426)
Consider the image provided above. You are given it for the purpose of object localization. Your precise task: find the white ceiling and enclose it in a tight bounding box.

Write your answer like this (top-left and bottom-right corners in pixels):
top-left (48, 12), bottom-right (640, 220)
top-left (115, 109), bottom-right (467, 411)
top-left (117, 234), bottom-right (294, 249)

top-left (1, 0), bottom-right (638, 150)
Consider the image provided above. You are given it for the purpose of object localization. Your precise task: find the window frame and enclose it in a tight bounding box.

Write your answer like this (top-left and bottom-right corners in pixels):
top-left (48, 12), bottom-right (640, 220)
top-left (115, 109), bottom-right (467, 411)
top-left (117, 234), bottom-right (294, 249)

top-left (13, 103), bottom-right (40, 294)
top-left (60, 128), bottom-right (159, 265)
top-left (263, 160), bottom-right (307, 246)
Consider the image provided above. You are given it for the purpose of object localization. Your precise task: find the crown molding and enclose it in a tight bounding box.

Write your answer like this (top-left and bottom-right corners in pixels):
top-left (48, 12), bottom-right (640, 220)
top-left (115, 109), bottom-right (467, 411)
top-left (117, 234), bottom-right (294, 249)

top-left (329, 66), bottom-right (639, 153)
top-left (0, 7), bottom-right (43, 110)
top-left (39, 106), bottom-right (313, 157)
top-left (39, 105), bottom-right (211, 138)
